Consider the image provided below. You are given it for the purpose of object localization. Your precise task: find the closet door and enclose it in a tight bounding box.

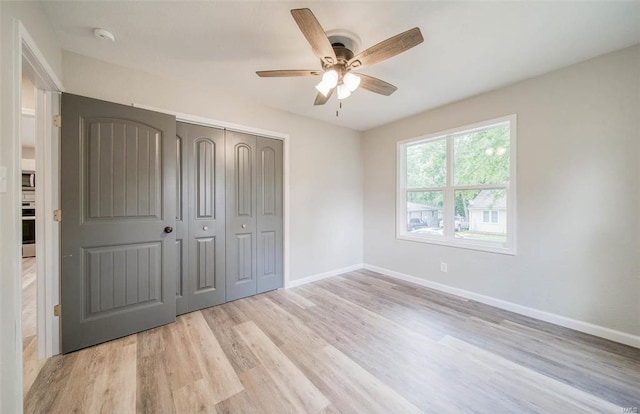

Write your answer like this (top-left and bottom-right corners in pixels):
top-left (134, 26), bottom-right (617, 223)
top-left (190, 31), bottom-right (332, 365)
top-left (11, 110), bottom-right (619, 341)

top-left (256, 137), bottom-right (283, 293)
top-left (225, 131), bottom-right (258, 301)
top-left (178, 122), bottom-right (226, 312)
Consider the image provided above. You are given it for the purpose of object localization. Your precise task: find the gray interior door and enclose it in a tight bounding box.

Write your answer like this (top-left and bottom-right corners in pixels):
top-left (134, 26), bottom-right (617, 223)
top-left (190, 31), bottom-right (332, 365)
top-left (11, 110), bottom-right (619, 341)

top-left (60, 93), bottom-right (177, 353)
top-left (177, 122), bottom-right (226, 313)
top-left (256, 137), bottom-right (283, 293)
top-left (225, 131), bottom-right (258, 301)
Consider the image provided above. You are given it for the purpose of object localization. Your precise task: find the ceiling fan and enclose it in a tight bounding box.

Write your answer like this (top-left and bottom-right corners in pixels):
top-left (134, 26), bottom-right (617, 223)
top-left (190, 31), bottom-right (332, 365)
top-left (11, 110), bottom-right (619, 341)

top-left (256, 8), bottom-right (424, 105)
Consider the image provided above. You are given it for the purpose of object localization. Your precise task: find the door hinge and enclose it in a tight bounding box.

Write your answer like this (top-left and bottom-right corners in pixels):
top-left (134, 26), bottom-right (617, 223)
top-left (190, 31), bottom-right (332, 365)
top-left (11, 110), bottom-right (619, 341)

top-left (54, 115), bottom-right (62, 128)
top-left (53, 304), bottom-right (61, 317)
top-left (53, 209), bottom-right (62, 222)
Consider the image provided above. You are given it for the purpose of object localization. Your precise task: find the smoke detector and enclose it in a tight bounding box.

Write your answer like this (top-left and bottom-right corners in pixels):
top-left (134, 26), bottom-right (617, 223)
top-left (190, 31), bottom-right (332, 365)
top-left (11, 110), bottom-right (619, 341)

top-left (93, 28), bottom-right (115, 42)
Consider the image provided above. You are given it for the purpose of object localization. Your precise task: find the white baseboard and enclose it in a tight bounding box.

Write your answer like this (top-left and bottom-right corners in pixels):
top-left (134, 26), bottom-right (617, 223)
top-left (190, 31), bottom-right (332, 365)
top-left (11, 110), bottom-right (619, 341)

top-left (363, 264), bottom-right (640, 349)
top-left (285, 264), bottom-right (364, 289)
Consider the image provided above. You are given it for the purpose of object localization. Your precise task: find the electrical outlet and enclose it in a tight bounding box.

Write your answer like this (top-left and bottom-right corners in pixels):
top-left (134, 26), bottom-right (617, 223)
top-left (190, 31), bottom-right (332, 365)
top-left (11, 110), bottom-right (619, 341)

top-left (440, 262), bottom-right (448, 273)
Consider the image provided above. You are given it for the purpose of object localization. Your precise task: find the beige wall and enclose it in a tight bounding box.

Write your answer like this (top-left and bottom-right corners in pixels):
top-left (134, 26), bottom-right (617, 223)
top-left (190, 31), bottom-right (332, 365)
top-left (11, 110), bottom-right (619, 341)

top-left (363, 45), bottom-right (640, 336)
top-left (62, 51), bottom-right (364, 282)
top-left (0, 2), bottom-right (63, 412)
top-left (22, 74), bottom-right (35, 111)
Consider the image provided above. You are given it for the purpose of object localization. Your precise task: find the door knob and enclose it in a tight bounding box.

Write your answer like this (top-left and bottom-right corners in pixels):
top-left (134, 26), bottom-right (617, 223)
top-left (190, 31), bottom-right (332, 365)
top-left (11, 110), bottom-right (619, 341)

top-left (203, 226), bottom-right (208, 231)
top-left (241, 224), bottom-right (247, 229)
top-left (164, 226), bottom-right (174, 234)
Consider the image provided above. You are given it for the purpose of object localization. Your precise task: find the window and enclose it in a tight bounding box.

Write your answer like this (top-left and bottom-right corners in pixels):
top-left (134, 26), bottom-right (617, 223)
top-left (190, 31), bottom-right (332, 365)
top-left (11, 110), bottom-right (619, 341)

top-left (483, 210), bottom-right (499, 224)
top-left (397, 115), bottom-right (516, 254)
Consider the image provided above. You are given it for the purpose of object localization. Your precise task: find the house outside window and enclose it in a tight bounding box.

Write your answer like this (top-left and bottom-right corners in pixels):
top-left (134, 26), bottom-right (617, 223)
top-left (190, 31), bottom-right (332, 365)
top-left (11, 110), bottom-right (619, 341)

top-left (397, 115), bottom-right (516, 254)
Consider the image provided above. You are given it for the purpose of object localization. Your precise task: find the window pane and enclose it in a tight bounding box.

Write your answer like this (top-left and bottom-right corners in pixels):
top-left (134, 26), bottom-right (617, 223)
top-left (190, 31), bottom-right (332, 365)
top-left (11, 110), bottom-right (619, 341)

top-left (454, 189), bottom-right (507, 244)
top-left (407, 191), bottom-right (443, 236)
top-left (453, 124), bottom-right (509, 186)
top-left (406, 139), bottom-right (446, 188)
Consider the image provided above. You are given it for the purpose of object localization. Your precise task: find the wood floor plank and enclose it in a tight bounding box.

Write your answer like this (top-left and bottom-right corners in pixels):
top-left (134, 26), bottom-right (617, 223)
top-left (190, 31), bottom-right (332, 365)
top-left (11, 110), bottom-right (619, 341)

top-left (201, 306), bottom-right (260, 373)
top-left (137, 346), bottom-right (176, 414)
top-left (179, 311), bottom-right (244, 403)
top-left (282, 342), bottom-right (423, 414)
top-left (239, 365), bottom-right (301, 413)
top-left (240, 295), bottom-right (327, 351)
top-left (173, 378), bottom-right (219, 414)
top-left (272, 288), bottom-right (316, 309)
top-left (162, 317), bottom-right (204, 391)
top-left (234, 320), bottom-right (331, 413)
top-left (22, 335), bottom-right (46, 399)
top-left (214, 390), bottom-right (260, 414)
top-left (86, 339), bottom-right (137, 414)
top-left (24, 353), bottom-right (78, 414)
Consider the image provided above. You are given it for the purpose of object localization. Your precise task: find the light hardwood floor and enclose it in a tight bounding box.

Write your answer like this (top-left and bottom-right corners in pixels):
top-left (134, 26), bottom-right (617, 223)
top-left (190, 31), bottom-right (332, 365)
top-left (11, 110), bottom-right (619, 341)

top-left (22, 257), bottom-right (47, 398)
top-left (25, 269), bottom-right (640, 413)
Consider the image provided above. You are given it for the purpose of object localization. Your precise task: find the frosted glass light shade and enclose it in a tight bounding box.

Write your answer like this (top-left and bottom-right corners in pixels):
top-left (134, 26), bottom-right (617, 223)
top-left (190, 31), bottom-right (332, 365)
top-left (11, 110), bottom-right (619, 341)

top-left (315, 81), bottom-right (333, 97)
top-left (337, 84), bottom-right (351, 100)
top-left (315, 70), bottom-right (339, 97)
top-left (343, 73), bottom-right (361, 92)
top-left (322, 70), bottom-right (339, 88)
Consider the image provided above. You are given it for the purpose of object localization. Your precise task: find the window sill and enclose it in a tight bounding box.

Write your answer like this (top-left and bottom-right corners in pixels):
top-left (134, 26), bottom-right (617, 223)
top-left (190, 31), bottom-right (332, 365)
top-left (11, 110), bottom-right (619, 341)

top-left (397, 233), bottom-right (516, 255)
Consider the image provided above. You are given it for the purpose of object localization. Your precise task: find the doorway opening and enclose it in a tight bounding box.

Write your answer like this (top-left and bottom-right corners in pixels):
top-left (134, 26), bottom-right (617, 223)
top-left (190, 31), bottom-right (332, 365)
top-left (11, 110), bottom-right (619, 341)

top-left (15, 23), bottom-right (63, 401)
top-left (20, 72), bottom-right (43, 396)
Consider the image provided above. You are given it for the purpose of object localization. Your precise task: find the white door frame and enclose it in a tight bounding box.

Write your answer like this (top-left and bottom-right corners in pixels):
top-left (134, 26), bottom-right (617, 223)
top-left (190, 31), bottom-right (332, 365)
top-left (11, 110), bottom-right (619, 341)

top-left (14, 21), bottom-right (64, 366)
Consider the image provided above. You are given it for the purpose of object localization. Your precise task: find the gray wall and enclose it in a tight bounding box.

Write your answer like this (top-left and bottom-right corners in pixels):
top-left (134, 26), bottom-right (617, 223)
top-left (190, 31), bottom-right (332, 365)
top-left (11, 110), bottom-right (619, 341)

top-left (62, 51), bottom-right (364, 282)
top-left (362, 45), bottom-right (640, 336)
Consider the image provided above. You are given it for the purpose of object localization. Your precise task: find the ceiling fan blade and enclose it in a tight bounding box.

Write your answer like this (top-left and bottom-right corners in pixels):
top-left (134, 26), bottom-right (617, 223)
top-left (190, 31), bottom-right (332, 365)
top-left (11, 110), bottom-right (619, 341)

top-left (358, 74), bottom-right (398, 96)
top-left (256, 70), bottom-right (321, 77)
top-left (348, 27), bottom-right (424, 70)
top-left (291, 8), bottom-right (337, 66)
top-left (314, 88), bottom-right (334, 105)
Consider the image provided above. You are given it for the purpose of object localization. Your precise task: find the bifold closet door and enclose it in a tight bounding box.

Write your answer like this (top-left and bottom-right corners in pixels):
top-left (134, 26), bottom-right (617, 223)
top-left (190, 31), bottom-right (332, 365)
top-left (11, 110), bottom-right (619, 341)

top-left (226, 132), bottom-right (283, 301)
top-left (61, 93), bottom-right (177, 353)
top-left (256, 137), bottom-right (283, 294)
top-left (176, 122), bottom-right (226, 314)
top-left (226, 131), bottom-right (258, 301)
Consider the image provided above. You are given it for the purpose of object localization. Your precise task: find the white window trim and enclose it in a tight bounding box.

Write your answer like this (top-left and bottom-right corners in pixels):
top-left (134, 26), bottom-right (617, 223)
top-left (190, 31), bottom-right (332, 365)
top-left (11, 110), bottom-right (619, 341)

top-left (396, 114), bottom-right (517, 255)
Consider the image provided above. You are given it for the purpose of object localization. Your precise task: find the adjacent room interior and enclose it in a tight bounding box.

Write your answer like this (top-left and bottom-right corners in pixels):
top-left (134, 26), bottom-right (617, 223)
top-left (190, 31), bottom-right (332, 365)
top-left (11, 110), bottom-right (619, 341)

top-left (1, 1), bottom-right (639, 413)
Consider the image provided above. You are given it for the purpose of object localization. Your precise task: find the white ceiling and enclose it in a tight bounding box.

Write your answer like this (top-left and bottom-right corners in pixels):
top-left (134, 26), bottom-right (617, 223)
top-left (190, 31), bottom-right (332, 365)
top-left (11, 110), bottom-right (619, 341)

top-left (41, 1), bottom-right (640, 131)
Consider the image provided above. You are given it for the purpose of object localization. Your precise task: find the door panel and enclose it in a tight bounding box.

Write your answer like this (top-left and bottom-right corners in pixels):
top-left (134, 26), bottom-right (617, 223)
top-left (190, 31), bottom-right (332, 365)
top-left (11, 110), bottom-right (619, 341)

top-left (61, 93), bottom-right (177, 353)
top-left (177, 122), bottom-right (226, 312)
top-left (226, 131), bottom-right (258, 301)
top-left (257, 137), bottom-right (283, 293)
top-left (175, 132), bottom-right (188, 314)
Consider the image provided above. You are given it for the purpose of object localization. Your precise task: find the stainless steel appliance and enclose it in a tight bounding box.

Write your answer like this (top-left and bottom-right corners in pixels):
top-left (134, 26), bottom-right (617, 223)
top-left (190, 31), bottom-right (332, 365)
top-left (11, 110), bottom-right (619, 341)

top-left (22, 190), bottom-right (36, 257)
top-left (22, 170), bottom-right (36, 190)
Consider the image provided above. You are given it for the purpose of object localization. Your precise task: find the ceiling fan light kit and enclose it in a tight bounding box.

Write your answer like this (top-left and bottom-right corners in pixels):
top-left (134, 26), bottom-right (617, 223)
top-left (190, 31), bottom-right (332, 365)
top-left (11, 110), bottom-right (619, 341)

top-left (256, 8), bottom-right (424, 106)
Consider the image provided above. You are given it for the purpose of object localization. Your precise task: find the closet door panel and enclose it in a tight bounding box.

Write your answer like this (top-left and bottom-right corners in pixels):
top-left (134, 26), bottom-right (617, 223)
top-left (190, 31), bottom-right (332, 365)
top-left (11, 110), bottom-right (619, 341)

top-left (256, 137), bottom-right (283, 293)
top-left (175, 133), bottom-right (188, 315)
top-left (178, 122), bottom-right (226, 312)
top-left (226, 131), bottom-right (258, 301)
